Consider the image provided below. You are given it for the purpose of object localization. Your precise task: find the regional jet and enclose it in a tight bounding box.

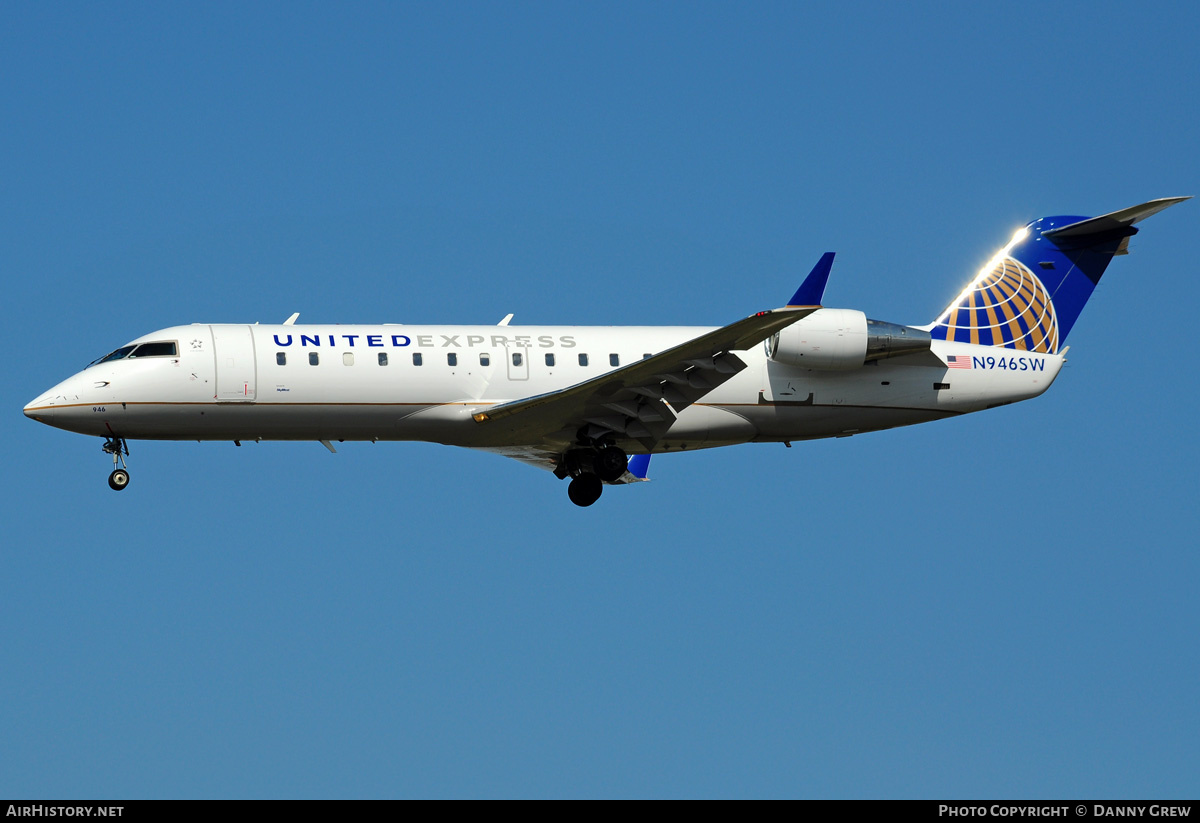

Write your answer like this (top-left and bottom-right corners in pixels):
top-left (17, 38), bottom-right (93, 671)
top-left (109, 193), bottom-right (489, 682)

top-left (24, 197), bottom-right (1188, 505)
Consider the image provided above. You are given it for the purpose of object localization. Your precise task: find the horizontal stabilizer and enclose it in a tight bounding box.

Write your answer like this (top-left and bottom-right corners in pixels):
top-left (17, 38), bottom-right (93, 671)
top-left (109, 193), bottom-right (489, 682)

top-left (788, 253), bottom-right (835, 307)
top-left (1043, 197), bottom-right (1191, 241)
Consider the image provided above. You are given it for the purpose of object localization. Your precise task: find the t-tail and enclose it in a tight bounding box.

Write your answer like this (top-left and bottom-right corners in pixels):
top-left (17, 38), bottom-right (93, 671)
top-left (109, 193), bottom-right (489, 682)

top-left (929, 197), bottom-right (1189, 353)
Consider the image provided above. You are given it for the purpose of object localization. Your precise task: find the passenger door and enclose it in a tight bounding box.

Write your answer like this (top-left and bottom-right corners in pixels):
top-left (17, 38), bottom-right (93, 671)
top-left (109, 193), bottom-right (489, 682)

top-left (212, 325), bottom-right (257, 401)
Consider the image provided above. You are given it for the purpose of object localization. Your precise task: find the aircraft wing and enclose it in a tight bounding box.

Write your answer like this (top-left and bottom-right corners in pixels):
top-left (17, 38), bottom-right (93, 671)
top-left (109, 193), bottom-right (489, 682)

top-left (472, 306), bottom-right (819, 451)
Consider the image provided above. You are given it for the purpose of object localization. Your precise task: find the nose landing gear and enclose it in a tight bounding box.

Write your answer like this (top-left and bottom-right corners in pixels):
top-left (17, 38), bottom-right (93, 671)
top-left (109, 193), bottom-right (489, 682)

top-left (103, 437), bottom-right (130, 491)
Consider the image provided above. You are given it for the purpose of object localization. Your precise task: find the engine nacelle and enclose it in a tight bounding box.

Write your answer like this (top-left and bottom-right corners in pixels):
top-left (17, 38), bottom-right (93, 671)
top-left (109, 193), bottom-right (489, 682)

top-left (766, 309), bottom-right (930, 370)
top-left (766, 308), bottom-right (867, 369)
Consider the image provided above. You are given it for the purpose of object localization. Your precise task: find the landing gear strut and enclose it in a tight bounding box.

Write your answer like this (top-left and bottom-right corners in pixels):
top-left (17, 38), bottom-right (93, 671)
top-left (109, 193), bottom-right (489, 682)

top-left (103, 437), bottom-right (130, 491)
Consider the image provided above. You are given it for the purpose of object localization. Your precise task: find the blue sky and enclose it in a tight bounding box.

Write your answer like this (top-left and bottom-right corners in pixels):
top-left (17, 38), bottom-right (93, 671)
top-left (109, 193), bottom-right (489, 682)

top-left (3, 1), bottom-right (1197, 798)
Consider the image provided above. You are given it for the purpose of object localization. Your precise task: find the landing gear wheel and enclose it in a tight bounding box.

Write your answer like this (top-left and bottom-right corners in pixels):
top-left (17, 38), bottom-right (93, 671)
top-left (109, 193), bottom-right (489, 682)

top-left (103, 437), bottom-right (130, 491)
top-left (594, 446), bottom-right (628, 482)
top-left (568, 473), bottom-right (603, 507)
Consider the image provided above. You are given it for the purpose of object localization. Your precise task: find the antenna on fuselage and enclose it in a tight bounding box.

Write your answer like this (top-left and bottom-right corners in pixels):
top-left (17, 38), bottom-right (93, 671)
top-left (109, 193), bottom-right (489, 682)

top-left (283, 313), bottom-right (300, 325)
top-left (497, 313), bottom-right (513, 326)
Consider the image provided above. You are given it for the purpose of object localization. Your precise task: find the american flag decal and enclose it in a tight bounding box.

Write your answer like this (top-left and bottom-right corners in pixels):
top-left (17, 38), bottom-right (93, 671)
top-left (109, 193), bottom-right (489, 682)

top-left (946, 355), bottom-right (973, 369)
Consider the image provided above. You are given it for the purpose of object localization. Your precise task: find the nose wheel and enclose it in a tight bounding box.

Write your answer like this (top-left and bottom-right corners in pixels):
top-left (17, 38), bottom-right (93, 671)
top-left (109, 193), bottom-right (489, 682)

top-left (103, 437), bottom-right (130, 492)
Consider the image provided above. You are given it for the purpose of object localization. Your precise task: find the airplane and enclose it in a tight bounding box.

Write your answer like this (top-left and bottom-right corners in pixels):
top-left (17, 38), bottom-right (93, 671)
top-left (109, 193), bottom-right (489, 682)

top-left (23, 197), bottom-right (1188, 506)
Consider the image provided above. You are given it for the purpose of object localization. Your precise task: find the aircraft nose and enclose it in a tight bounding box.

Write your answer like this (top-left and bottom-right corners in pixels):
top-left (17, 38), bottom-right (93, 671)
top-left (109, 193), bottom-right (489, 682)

top-left (23, 374), bottom-right (87, 428)
top-left (24, 393), bottom-right (53, 420)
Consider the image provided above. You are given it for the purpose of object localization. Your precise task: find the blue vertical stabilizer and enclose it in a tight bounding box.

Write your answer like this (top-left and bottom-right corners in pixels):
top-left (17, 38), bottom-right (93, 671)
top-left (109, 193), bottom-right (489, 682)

top-left (930, 198), bottom-right (1188, 353)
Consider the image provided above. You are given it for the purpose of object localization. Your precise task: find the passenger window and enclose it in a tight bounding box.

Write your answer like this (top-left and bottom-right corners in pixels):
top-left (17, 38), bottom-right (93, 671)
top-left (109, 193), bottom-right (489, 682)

top-left (512, 352), bottom-right (523, 367)
top-left (276, 353), bottom-right (287, 366)
top-left (413, 352), bottom-right (423, 366)
top-left (610, 354), bottom-right (619, 367)
top-left (447, 353), bottom-right (458, 367)
top-left (480, 353), bottom-right (490, 366)
top-left (309, 353), bottom-right (319, 366)
top-left (643, 353), bottom-right (652, 360)
top-left (545, 353), bottom-right (555, 367)
top-left (578, 353), bottom-right (588, 367)
top-left (343, 353), bottom-right (354, 366)
top-left (378, 353), bottom-right (388, 366)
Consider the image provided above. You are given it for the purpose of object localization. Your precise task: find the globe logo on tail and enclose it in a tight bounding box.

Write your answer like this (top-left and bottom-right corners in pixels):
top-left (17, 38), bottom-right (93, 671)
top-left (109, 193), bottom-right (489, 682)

top-left (938, 256), bottom-right (1059, 353)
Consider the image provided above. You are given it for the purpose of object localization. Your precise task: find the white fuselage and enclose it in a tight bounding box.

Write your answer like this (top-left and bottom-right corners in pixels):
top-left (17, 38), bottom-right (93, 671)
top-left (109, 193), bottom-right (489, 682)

top-left (25, 319), bottom-right (1064, 456)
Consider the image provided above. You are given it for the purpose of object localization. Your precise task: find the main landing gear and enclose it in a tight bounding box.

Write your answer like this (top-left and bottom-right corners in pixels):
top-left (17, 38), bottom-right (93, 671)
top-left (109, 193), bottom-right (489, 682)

top-left (558, 445), bottom-right (628, 507)
top-left (103, 437), bottom-right (130, 491)
top-left (567, 474), bottom-right (603, 507)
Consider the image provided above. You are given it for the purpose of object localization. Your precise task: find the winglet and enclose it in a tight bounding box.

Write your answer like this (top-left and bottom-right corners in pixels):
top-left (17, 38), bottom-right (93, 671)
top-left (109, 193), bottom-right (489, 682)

top-left (788, 253), bottom-right (835, 307)
top-left (627, 454), bottom-right (651, 480)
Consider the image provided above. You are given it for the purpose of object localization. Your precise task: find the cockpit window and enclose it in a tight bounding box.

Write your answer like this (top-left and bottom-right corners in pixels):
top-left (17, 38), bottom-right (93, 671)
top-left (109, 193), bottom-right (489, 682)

top-left (88, 345), bottom-right (137, 367)
top-left (87, 340), bottom-right (179, 368)
top-left (129, 341), bottom-right (178, 358)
